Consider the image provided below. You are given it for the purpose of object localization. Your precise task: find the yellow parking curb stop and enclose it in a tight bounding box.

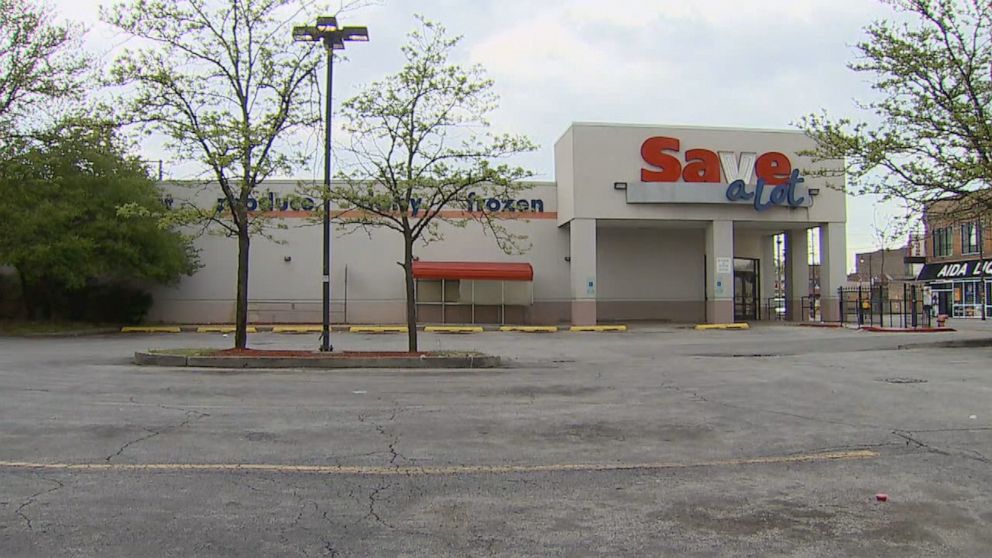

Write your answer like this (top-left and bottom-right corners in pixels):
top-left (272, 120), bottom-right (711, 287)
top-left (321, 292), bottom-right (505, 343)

top-left (272, 325), bottom-right (323, 334)
top-left (196, 326), bottom-right (257, 333)
top-left (121, 326), bottom-right (181, 333)
top-left (570, 325), bottom-right (627, 332)
top-left (694, 323), bottom-right (750, 330)
top-left (350, 326), bottom-right (408, 333)
top-left (424, 326), bottom-right (484, 334)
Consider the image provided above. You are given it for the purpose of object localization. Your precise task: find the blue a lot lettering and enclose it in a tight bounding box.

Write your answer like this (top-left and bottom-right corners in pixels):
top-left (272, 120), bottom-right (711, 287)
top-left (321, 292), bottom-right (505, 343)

top-left (725, 169), bottom-right (806, 212)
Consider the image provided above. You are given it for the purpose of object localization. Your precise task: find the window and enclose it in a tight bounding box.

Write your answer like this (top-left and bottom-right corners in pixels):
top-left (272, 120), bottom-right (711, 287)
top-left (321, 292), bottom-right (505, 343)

top-left (933, 226), bottom-right (953, 257)
top-left (415, 279), bottom-right (460, 303)
top-left (962, 222), bottom-right (979, 255)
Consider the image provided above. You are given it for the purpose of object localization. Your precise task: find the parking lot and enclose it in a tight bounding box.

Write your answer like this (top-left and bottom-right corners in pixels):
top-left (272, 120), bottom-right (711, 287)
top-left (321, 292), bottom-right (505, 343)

top-left (2, 324), bottom-right (992, 556)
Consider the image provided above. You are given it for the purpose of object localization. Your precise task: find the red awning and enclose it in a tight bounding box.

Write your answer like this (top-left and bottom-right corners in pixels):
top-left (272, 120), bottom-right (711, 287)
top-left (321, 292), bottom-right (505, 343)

top-left (412, 261), bottom-right (534, 281)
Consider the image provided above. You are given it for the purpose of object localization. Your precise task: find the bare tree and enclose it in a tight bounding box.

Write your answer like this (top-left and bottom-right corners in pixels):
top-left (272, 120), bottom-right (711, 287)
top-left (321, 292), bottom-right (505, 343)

top-left (327, 17), bottom-right (536, 351)
top-left (104, 0), bottom-right (330, 348)
top-left (869, 206), bottom-right (913, 285)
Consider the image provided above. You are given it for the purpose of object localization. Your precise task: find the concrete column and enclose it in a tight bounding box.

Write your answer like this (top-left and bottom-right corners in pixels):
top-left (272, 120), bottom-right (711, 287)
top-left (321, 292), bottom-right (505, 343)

top-left (569, 218), bottom-right (597, 325)
top-left (818, 222), bottom-right (847, 322)
top-left (785, 228), bottom-right (810, 321)
top-left (760, 235), bottom-right (777, 319)
top-left (705, 220), bottom-right (734, 323)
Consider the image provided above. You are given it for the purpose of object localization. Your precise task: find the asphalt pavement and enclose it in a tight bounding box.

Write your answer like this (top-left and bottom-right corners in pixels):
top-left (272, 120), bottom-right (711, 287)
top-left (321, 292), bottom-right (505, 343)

top-left (1, 322), bottom-right (991, 556)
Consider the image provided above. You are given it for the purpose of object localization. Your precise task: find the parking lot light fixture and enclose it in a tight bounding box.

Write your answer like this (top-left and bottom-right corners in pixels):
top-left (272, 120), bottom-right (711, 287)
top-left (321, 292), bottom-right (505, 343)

top-left (292, 16), bottom-right (369, 352)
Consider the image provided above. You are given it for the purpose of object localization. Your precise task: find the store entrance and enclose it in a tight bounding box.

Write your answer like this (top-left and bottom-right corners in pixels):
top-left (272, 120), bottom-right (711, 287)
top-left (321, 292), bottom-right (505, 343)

top-left (935, 289), bottom-right (951, 316)
top-left (733, 258), bottom-right (759, 321)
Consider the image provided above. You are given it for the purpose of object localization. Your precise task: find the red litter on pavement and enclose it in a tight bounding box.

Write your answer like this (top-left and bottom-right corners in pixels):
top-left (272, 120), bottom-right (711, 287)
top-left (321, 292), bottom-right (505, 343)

top-left (876, 493), bottom-right (889, 502)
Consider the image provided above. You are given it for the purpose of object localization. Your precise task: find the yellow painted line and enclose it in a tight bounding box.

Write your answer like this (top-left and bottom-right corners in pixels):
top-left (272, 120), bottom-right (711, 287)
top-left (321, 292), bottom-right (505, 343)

top-left (120, 326), bottom-right (181, 333)
top-left (196, 326), bottom-right (257, 333)
top-left (695, 323), bottom-right (750, 330)
top-left (499, 326), bottom-right (559, 333)
top-left (350, 326), bottom-right (408, 333)
top-left (0, 450), bottom-right (877, 476)
top-left (570, 325), bottom-right (627, 332)
top-left (272, 325), bottom-right (323, 333)
top-left (424, 326), bottom-right (484, 334)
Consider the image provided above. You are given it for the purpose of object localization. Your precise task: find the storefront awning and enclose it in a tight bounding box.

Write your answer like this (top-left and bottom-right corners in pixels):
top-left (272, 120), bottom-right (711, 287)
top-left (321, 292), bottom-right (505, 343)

top-left (412, 261), bottom-right (534, 281)
top-left (917, 259), bottom-right (992, 281)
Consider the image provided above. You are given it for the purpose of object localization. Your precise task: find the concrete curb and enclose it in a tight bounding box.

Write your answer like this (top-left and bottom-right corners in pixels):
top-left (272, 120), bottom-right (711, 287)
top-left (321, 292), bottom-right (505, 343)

top-left (896, 337), bottom-right (992, 350)
top-left (133, 352), bottom-right (189, 366)
top-left (120, 324), bottom-right (634, 333)
top-left (860, 326), bottom-right (956, 333)
top-left (3, 327), bottom-right (122, 338)
top-left (134, 352), bottom-right (502, 369)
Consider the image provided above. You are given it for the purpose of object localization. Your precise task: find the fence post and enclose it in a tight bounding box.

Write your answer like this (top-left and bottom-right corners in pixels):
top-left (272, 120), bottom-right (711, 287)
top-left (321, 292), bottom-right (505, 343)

top-left (838, 287), bottom-right (844, 325)
top-left (901, 283), bottom-right (906, 328)
top-left (912, 285), bottom-right (919, 329)
top-left (857, 285), bottom-right (863, 326)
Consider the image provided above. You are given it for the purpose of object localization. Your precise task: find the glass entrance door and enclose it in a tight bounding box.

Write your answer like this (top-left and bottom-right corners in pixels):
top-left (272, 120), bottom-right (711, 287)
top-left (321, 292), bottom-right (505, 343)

top-left (733, 258), bottom-right (759, 321)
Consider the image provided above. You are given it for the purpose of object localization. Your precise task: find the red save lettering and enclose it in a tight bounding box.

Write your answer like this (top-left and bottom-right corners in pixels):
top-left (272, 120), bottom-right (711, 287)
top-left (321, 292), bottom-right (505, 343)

top-left (640, 136), bottom-right (792, 185)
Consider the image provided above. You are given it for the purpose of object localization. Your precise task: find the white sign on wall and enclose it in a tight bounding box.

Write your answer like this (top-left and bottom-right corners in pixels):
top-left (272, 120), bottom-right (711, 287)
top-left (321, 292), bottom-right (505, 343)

top-left (716, 257), bottom-right (732, 274)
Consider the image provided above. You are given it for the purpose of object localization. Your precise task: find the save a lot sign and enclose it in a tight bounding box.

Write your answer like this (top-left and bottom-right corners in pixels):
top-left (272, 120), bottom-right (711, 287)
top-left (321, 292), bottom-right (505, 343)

top-left (627, 136), bottom-right (813, 211)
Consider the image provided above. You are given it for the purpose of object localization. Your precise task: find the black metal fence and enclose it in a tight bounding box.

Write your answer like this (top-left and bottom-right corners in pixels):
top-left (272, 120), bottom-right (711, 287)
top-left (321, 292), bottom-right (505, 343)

top-left (764, 297), bottom-right (785, 321)
top-left (838, 284), bottom-right (931, 328)
top-left (763, 296), bottom-right (820, 321)
top-left (801, 295), bottom-right (820, 322)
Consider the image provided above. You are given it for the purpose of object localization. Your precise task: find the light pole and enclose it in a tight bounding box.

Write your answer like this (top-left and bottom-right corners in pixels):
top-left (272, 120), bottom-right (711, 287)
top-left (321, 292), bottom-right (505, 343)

top-left (293, 17), bottom-right (369, 352)
top-left (980, 219), bottom-right (986, 321)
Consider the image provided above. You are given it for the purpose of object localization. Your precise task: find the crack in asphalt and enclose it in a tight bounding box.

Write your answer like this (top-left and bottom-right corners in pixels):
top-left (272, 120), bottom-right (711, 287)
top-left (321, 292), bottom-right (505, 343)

top-left (893, 430), bottom-right (953, 456)
top-left (106, 407), bottom-right (210, 462)
top-left (277, 490), bottom-right (310, 554)
top-left (355, 407), bottom-right (405, 530)
top-left (659, 380), bottom-right (992, 467)
top-left (659, 381), bottom-right (882, 430)
top-left (358, 406), bottom-right (408, 466)
top-left (14, 476), bottom-right (63, 531)
top-left (309, 500), bottom-right (339, 557)
top-left (364, 482), bottom-right (395, 528)
top-left (893, 429), bottom-right (992, 465)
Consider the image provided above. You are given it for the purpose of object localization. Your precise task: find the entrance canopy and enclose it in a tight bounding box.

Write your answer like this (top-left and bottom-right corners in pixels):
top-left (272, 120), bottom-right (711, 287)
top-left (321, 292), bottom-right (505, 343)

top-left (412, 261), bottom-right (534, 281)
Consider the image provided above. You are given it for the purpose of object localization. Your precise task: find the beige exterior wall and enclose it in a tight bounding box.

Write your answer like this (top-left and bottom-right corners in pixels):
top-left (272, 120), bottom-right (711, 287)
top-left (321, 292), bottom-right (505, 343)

top-left (148, 181), bottom-right (569, 324)
top-left (560, 123), bottom-right (845, 224)
top-left (556, 123), bottom-right (846, 324)
top-left (147, 123), bottom-right (847, 325)
top-left (595, 225), bottom-right (705, 322)
top-left (553, 126), bottom-right (576, 225)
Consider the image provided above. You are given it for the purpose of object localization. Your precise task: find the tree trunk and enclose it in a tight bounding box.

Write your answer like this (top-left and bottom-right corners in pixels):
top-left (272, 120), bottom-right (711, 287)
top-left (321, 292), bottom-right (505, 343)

top-left (234, 222), bottom-right (251, 349)
top-left (403, 233), bottom-right (418, 352)
top-left (17, 269), bottom-right (34, 320)
top-left (879, 252), bottom-right (886, 288)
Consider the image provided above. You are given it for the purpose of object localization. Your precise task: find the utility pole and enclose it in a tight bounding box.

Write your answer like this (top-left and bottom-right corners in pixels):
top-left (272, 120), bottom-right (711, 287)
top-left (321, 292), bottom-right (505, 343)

top-left (980, 219), bottom-right (986, 321)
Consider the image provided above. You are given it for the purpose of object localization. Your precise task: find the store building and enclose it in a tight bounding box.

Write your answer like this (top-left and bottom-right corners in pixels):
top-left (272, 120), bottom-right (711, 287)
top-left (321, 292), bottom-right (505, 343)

top-left (148, 123), bottom-right (847, 325)
top-left (916, 195), bottom-right (991, 319)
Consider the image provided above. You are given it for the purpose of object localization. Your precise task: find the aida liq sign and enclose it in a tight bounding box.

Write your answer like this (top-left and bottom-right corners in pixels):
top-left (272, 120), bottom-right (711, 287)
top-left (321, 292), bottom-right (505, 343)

top-left (918, 259), bottom-right (992, 281)
top-left (625, 136), bottom-right (813, 211)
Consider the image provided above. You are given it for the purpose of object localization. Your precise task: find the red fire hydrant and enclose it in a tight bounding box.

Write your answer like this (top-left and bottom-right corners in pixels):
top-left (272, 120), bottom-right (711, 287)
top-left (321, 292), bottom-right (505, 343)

top-left (936, 314), bottom-right (948, 327)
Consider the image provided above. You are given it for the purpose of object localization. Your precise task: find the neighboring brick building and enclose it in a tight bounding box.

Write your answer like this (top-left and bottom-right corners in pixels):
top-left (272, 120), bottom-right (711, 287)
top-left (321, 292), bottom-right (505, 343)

top-left (917, 195), bottom-right (991, 318)
top-left (848, 247), bottom-right (915, 284)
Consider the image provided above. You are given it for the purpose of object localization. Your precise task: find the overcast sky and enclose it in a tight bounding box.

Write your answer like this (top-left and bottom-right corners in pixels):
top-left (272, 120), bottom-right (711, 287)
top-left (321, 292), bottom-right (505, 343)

top-left (50, 0), bottom-right (911, 272)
